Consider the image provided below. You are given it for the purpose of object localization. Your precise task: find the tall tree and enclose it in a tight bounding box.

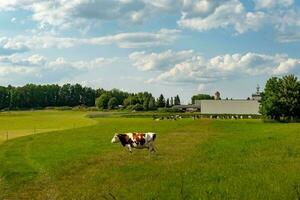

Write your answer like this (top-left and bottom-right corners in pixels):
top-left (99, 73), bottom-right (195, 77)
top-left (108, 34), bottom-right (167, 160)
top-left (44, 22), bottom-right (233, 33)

top-left (156, 94), bottom-right (166, 108)
top-left (143, 97), bottom-right (150, 110)
top-left (0, 83), bottom-right (161, 111)
top-left (279, 75), bottom-right (300, 119)
top-left (260, 77), bottom-right (281, 120)
top-left (174, 95), bottom-right (181, 105)
top-left (95, 93), bottom-right (111, 109)
top-left (260, 75), bottom-right (300, 120)
top-left (148, 97), bottom-right (156, 110)
top-left (0, 86), bottom-right (9, 110)
top-left (82, 87), bottom-right (96, 106)
top-left (166, 98), bottom-right (170, 108)
top-left (123, 96), bottom-right (139, 107)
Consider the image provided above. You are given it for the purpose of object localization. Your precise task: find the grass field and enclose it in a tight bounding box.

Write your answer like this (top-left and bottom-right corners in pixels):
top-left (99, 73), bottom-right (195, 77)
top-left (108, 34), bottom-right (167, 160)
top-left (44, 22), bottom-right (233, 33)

top-left (1, 111), bottom-right (300, 199)
top-left (0, 111), bottom-right (96, 142)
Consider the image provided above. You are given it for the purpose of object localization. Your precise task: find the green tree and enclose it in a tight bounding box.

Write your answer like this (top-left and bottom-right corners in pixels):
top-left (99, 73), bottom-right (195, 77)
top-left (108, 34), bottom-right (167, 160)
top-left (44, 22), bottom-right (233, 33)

top-left (279, 75), bottom-right (300, 119)
top-left (132, 103), bottom-right (143, 111)
top-left (148, 97), bottom-right (156, 110)
top-left (166, 98), bottom-right (170, 108)
top-left (0, 83), bottom-right (158, 110)
top-left (58, 84), bottom-right (71, 106)
top-left (260, 77), bottom-right (281, 120)
top-left (95, 93), bottom-right (111, 109)
top-left (0, 86), bottom-right (9, 109)
top-left (260, 74), bottom-right (300, 120)
top-left (191, 94), bottom-right (214, 104)
top-left (108, 97), bottom-right (118, 110)
top-left (156, 94), bottom-right (166, 107)
top-left (174, 95), bottom-right (181, 105)
top-left (123, 96), bottom-right (139, 107)
top-left (143, 97), bottom-right (150, 110)
top-left (170, 97), bottom-right (174, 107)
top-left (82, 87), bottom-right (96, 107)
top-left (110, 89), bottom-right (130, 106)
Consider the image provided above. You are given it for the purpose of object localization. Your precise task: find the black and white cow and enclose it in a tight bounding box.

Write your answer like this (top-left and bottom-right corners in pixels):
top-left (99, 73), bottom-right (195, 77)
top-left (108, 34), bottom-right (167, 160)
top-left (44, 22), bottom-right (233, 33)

top-left (111, 132), bottom-right (156, 153)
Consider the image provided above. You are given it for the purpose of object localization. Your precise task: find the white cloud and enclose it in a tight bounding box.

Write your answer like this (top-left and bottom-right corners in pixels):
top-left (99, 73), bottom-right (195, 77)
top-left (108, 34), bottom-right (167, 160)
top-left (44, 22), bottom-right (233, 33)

top-left (85, 29), bottom-right (180, 48)
top-left (48, 57), bottom-right (116, 70)
top-left (0, 54), bottom-right (118, 84)
top-left (152, 55), bottom-right (215, 84)
top-left (275, 9), bottom-right (300, 42)
top-left (10, 17), bottom-right (16, 23)
top-left (0, 54), bottom-right (47, 66)
top-left (0, 0), bottom-right (178, 29)
top-left (178, 0), bottom-right (267, 34)
top-left (197, 83), bottom-right (206, 92)
top-left (131, 50), bottom-right (300, 84)
top-left (0, 66), bottom-right (36, 77)
top-left (0, 37), bottom-right (29, 55)
top-left (272, 58), bottom-right (300, 75)
top-left (129, 49), bottom-right (195, 71)
top-left (1, 0), bottom-right (299, 43)
top-left (254, 0), bottom-right (294, 9)
top-left (177, 0), bottom-right (300, 42)
top-left (0, 29), bottom-right (180, 53)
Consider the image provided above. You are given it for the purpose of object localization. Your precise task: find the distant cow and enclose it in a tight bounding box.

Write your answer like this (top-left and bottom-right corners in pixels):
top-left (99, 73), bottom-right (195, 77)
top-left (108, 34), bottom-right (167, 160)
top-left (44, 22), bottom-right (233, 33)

top-left (111, 132), bottom-right (156, 153)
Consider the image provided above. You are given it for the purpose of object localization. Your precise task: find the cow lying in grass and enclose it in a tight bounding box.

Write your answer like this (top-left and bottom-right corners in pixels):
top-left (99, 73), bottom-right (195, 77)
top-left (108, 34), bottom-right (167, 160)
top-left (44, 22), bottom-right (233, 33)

top-left (111, 132), bottom-right (156, 153)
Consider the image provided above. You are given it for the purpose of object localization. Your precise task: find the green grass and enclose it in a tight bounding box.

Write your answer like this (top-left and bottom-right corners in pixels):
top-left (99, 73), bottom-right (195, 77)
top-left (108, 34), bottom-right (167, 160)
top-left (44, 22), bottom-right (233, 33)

top-left (1, 111), bottom-right (300, 199)
top-left (0, 110), bottom-right (96, 142)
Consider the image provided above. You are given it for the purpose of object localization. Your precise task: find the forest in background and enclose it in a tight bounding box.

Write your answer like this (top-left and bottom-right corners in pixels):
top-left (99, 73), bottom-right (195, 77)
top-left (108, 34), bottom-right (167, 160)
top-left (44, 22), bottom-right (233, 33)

top-left (0, 84), bottom-right (180, 111)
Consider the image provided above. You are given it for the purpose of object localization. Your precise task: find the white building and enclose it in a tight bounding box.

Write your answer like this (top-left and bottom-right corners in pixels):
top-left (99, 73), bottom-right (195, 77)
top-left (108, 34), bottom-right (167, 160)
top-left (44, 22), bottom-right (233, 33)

top-left (196, 99), bottom-right (260, 115)
top-left (172, 87), bottom-right (261, 115)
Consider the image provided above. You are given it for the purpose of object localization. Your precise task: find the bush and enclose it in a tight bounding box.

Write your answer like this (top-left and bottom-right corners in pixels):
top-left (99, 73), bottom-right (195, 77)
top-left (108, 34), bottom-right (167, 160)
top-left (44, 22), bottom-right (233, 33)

top-left (108, 97), bottom-right (118, 110)
top-left (131, 103), bottom-right (144, 111)
top-left (157, 108), bottom-right (183, 113)
top-left (72, 105), bottom-right (88, 111)
top-left (45, 106), bottom-right (72, 110)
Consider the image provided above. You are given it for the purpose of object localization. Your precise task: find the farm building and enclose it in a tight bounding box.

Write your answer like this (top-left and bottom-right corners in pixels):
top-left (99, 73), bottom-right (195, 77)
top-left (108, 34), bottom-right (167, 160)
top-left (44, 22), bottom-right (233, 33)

top-left (195, 99), bottom-right (260, 115)
top-left (173, 87), bottom-right (261, 115)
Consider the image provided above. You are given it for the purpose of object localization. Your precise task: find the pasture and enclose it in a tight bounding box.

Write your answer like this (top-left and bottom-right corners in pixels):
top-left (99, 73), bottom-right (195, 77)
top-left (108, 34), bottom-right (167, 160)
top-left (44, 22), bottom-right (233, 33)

top-left (0, 111), bottom-right (96, 143)
top-left (1, 111), bottom-right (300, 199)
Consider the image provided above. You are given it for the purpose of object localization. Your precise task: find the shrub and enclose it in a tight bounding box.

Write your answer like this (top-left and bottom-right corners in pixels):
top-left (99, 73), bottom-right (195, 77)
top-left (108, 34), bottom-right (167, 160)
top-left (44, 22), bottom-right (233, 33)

top-left (131, 103), bottom-right (144, 111)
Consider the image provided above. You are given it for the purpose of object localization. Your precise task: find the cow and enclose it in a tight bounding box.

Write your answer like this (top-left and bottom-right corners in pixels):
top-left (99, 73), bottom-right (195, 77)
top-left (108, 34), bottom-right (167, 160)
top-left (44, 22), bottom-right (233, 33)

top-left (111, 132), bottom-right (156, 153)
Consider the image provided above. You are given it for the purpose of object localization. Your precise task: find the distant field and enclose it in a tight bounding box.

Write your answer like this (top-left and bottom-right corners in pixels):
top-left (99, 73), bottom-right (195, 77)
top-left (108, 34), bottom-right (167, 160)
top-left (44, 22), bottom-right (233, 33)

top-left (1, 111), bottom-right (300, 199)
top-left (0, 111), bottom-right (96, 142)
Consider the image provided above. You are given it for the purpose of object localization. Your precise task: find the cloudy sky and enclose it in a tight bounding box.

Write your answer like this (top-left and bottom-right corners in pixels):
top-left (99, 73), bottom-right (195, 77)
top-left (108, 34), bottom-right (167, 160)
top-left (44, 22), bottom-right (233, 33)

top-left (1, 0), bottom-right (300, 103)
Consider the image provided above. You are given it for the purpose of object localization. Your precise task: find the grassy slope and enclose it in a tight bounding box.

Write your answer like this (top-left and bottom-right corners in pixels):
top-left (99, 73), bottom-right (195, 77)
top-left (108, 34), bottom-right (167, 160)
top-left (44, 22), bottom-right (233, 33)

top-left (0, 113), bottom-right (300, 199)
top-left (186, 120), bottom-right (300, 199)
top-left (0, 111), bottom-right (96, 142)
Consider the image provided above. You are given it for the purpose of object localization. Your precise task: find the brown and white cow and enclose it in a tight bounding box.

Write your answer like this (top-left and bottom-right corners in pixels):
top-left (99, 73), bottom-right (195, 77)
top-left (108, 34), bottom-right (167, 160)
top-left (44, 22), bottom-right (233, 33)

top-left (111, 132), bottom-right (156, 153)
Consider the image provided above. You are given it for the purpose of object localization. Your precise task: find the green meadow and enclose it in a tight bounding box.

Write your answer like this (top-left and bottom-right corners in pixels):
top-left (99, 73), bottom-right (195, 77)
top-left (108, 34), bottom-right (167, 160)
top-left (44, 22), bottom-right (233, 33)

top-left (0, 111), bottom-right (96, 142)
top-left (1, 111), bottom-right (300, 199)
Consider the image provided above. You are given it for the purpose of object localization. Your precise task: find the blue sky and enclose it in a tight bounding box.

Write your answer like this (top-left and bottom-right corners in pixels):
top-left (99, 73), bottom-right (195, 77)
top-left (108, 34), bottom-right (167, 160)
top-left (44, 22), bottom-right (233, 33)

top-left (0, 0), bottom-right (300, 103)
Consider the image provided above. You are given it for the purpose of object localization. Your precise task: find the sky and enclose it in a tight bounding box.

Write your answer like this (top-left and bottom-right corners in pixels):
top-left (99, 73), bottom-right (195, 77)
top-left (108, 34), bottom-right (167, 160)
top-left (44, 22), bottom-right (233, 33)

top-left (0, 0), bottom-right (300, 103)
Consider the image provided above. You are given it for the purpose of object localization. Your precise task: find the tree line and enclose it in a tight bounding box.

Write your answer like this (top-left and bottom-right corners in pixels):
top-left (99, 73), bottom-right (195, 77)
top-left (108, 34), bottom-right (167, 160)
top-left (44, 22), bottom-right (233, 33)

top-left (0, 84), bottom-right (181, 111)
top-left (95, 92), bottom-right (180, 110)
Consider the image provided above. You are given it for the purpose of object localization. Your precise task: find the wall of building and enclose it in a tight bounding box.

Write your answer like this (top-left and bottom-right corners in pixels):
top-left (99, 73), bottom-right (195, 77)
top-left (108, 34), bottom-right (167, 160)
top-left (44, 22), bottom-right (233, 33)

top-left (196, 100), bottom-right (260, 115)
